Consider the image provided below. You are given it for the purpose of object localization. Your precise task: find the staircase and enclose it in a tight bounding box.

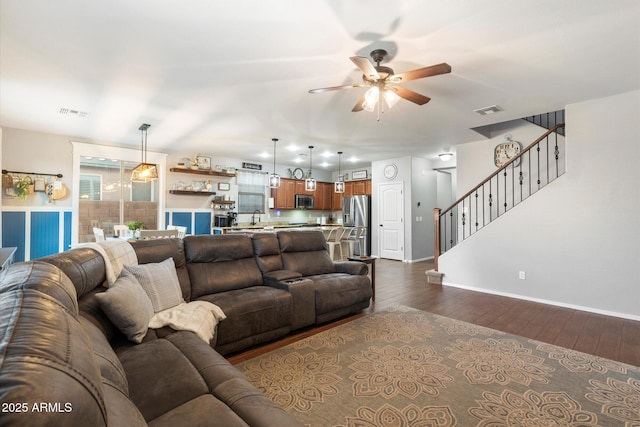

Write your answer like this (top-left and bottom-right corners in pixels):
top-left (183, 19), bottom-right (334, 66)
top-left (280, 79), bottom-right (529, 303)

top-left (524, 110), bottom-right (565, 135)
top-left (433, 123), bottom-right (566, 270)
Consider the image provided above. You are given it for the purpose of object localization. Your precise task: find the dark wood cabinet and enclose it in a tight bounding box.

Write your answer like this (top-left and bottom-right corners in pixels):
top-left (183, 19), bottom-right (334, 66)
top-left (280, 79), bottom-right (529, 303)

top-left (271, 178), bottom-right (370, 210)
top-left (272, 178), bottom-right (295, 209)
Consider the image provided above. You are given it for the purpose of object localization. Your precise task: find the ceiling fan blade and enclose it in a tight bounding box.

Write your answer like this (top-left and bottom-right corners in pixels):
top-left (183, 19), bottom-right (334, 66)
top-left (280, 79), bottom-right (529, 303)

top-left (352, 93), bottom-right (367, 112)
top-left (390, 63), bottom-right (452, 82)
top-left (350, 56), bottom-right (380, 80)
top-left (392, 86), bottom-right (431, 105)
top-left (309, 83), bottom-right (366, 94)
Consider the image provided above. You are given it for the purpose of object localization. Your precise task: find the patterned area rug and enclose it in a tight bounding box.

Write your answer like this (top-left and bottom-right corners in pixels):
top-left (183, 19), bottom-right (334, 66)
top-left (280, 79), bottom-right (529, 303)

top-left (236, 305), bottom-right (640, 426)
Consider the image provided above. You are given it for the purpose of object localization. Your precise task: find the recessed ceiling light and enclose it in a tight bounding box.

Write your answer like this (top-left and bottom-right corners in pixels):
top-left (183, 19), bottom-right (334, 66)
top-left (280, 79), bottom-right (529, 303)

top-left (473, 105), bottom-right (503, 115)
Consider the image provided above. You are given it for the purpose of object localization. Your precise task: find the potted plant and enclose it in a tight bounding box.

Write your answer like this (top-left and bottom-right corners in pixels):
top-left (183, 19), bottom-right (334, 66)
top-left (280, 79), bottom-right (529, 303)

top-left (127, 220), bottom-right (143, 238)
top-left (14, 177), bottom-right (32, 200)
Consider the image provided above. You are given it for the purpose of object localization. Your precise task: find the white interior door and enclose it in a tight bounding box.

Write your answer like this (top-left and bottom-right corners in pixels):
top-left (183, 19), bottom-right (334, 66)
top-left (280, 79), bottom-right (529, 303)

top-left (378, 181), bottom-right (404, 260)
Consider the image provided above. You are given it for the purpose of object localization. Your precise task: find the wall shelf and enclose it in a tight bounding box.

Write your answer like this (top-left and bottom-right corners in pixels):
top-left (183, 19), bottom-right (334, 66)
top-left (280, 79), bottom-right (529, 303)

top-left (169, 190), bottom-right (217, 196)
top-left (170, 168), bottom-right (236, 177)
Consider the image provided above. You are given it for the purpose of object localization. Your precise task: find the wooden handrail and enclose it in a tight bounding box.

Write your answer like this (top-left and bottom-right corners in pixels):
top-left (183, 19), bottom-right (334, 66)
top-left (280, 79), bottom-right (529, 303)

top-left (439, 124), bottom-right (565, 217)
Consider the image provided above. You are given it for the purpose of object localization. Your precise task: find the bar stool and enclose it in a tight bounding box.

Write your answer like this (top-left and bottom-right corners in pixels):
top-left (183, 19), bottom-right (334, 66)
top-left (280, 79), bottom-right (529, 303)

top-left (325, 227), bottom-right (346, 261)
top-left (342, 226), bottom-right (364, 257)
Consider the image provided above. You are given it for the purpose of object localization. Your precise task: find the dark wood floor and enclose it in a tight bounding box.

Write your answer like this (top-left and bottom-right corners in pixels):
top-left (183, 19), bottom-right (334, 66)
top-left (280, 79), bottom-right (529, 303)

top-left (228, 259), bottom-right (640, 366)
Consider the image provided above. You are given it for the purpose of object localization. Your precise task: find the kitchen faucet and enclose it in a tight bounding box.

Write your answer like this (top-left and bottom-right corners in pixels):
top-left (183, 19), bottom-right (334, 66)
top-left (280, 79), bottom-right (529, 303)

top-left (250, 210), bottom-right (261, 226)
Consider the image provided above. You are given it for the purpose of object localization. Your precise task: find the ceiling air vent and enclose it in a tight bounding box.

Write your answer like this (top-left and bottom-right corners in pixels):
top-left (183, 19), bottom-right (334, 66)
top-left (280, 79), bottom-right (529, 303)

top-left (59, 107), bottom-right (88, 118)
top-left (473, 105), bottom-right (503, 116)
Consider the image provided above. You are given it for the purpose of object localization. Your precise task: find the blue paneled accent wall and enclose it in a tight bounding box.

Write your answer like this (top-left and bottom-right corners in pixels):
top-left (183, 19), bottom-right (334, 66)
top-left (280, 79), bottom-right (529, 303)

top-left (2, 208), bottom-right (210, 262)
top-left (194, 212), bottom-right (212, 235)
top-left (30, 212), bottom-right (59, 259)
top-left (64, 212), bottom-right (72, 250)
top-left (2, 211), bottom-right (26, 262)
top-left (166, 210), bottom-right (212, 235)
top-left (171, 212), bottom-right (192, 234)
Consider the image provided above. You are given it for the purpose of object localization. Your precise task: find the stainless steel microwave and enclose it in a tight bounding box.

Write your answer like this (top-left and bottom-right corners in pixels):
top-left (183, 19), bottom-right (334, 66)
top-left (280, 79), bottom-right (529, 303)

top-left (295, 194), bottom-right (314, 209)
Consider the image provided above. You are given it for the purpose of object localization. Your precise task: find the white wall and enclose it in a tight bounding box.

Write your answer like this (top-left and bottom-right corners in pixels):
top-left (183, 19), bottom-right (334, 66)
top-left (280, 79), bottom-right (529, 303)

top-left (2, 128), bottom-right (74, 207)
top-left (371, 156), bottom-right (438, 262)
top-left (439, 90), bottom-right (640, 319)
top-left (411, 157), bottom-right (437, 261)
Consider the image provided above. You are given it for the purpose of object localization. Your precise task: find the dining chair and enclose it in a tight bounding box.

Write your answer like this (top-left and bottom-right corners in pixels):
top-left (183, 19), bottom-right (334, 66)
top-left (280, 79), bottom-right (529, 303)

top-left (139, 229), bottom-right (179, 239)
top-left (92, 227), bottom-right (106, 242)
top-left (113, 224), bottom-right (129, 238)
top-left (325, 227), bottom-right (346, 261)
top-left (167, 225), bottom-right (187, 238)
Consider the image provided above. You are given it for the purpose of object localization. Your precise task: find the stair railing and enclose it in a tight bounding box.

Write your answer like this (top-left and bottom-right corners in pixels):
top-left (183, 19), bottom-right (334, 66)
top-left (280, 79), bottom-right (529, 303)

top-left (433, 124), bottom-right (565, 271)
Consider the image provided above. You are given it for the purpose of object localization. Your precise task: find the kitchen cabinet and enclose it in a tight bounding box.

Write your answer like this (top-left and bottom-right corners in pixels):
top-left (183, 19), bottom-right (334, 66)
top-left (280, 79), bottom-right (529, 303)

top-left (272, 178), bottom-right (295, 209)
top-left (315, 182), bottom-right (333, 210)
top-left (352, 180), bottom-right (366, 195)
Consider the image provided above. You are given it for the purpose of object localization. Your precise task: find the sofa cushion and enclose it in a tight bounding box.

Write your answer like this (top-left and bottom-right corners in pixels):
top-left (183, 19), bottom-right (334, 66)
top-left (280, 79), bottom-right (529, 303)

top-left (185, 235), bottom-right (264, 298)
top-left (198, 286), bottom-right (291, 353)
top-left (130, 238), bottom-right (191, 301)
top-left (38, 247), bottom-right (107, 298)
top-left (117, 338), bottom-right (209, 422)
top-left (124, 258), bottom-right (184, 313)
top-left (307, 273), bottom-right (372, 316)
top-left (96, 270), bottom-right (154, 343)
top-left (0, 263), bottom-right (107, 426)
top-left (78, 316), bottom-right (129, 396)
top-left (277, 231), bottom-right (335, 276)
top-left (148, 394), bottom-right (249, 427)
top-left (252, 233), bottom-right (283, 273)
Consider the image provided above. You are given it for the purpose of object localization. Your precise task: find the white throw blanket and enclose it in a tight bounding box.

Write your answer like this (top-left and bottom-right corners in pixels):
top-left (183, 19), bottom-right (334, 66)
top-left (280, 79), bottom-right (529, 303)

top-left (149, 301), bottom-right (227, 343)
top-left (81, 240), bottom-right (138, 287)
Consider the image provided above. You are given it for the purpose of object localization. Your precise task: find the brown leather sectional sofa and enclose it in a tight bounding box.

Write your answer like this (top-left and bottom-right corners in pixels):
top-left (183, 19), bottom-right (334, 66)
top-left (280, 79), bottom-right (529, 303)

top-left (0, 230), bottom-right (372, 426)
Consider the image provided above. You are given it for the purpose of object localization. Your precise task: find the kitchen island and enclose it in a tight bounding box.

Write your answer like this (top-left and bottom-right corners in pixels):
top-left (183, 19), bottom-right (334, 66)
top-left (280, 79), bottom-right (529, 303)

top-left (212, 223), bottom-right (340, 235)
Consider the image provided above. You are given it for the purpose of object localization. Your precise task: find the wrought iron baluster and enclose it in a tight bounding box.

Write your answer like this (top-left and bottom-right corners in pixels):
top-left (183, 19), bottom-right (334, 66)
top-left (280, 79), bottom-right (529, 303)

top-left (449, 210), bottom-right (454, 249)
top-left (461, 199), bottom-right (466, 239)
top-left (537, 143), bottom-right (541, 188)
top-left (546, 134), bottom-right (549, 185)
top-left (555, 131), bottom-right (560, 178)
top-left (504, 169), bottom-right (508, 212)
top-left (475, 191), bottom-right (479, 231)
top-left (488, 180), bottom-right (493, 222)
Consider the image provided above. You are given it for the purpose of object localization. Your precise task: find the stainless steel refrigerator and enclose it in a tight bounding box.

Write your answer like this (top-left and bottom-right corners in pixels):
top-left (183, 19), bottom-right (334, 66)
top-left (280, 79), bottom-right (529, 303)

top-left (342, 195), bottom-right (371, 256)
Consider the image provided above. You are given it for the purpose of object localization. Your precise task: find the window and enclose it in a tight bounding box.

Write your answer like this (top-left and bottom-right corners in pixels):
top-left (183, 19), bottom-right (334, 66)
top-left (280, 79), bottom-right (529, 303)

top-left (79, 174), bottom-right (102, 200)
top-left (237, 170), bottom-right (267, 214)
top-left (72, 142), bottom-right (167, 244)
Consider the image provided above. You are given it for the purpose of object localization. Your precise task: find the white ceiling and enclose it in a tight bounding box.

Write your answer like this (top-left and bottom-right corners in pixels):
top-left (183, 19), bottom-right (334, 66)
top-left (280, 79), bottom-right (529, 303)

top-left (1, 0), bottom-right (638, 170)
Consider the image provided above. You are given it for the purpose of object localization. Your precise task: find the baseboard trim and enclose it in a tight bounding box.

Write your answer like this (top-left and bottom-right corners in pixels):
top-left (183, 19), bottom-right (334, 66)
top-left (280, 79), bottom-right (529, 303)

top-left (404, 256), bottom-right (434, 263)
top-left (441, 281), bottom-right (640, 322)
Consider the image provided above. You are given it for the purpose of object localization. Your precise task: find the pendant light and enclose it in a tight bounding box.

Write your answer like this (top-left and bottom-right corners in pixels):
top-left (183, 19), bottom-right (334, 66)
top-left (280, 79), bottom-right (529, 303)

top-left (269, 138), bottom-right (280, 188)
top-left (305, 145), bottom-right (316, 192)
top-left (334, 151), bottom-right (344, 193)
top-left (131, 123), bottom-right (158, 182)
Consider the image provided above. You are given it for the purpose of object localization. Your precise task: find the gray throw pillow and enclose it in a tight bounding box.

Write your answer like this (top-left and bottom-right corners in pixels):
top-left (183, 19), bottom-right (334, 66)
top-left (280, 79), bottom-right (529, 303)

top-left (96, 270), bottom-right (154, 343)
top-left (124, 257), bottom-right (183, 313)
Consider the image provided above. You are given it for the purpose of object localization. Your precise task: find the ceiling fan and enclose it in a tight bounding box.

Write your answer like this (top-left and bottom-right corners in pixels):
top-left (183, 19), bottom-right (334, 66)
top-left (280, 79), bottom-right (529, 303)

top-left (309, 49), bottom-right (451, 120)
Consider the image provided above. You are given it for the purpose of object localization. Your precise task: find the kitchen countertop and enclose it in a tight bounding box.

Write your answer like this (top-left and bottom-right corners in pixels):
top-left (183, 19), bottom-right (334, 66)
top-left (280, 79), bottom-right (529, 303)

top-left (213, 223), bottom-right (341, 233)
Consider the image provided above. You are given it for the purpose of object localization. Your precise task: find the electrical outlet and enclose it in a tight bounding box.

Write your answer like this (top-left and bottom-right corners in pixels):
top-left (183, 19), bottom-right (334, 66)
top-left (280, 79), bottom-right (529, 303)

top-left (518, 271), bottom-right (526, 280)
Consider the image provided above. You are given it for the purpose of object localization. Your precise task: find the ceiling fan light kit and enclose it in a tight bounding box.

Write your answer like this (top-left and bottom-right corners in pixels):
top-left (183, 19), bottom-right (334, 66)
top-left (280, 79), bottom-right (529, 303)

top-left (309, 48), bottom-right (451, 121)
